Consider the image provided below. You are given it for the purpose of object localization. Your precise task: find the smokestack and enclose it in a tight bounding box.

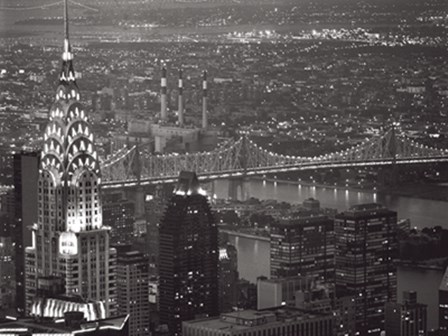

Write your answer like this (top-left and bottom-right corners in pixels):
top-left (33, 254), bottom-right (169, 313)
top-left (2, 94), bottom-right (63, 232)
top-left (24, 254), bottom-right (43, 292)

top-left (160, 66), bottom-right (167, 121)
top-left (178, 68), bottom-right (184, 127)
top-left (202, 70), bottom-right (208, 129)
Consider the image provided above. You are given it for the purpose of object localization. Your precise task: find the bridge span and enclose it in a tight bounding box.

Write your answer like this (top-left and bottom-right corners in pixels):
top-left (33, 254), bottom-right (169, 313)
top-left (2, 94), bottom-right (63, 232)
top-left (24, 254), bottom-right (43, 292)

top-left (100, 127), bottom-right (448, 190)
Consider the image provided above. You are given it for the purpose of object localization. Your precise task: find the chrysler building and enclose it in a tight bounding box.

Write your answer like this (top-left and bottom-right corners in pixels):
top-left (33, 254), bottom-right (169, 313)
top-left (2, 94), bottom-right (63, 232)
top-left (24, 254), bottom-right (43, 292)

top-left (25, 0), bottom-right (116, 318)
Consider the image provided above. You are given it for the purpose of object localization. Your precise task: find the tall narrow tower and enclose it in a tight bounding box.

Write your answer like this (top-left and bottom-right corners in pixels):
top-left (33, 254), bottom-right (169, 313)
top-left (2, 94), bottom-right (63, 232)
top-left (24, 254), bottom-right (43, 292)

top-left (178, 68), bottom-right (184, 127)
top-left (159, 172), bottom-right (219, 335)
top-left (160, 66), bottom-right (168, 121)
top-left (24, 0), bottom-right (116, 317)
top-left (202, 70), bottom-right (208, 129)
top-left (335, 203), bottom-right (398, 336)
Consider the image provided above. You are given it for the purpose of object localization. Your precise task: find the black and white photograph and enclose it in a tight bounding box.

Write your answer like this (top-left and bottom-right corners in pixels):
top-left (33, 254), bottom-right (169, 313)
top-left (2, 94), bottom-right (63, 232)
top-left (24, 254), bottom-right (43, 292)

top-left (0, 0), bottom-right (447, 335)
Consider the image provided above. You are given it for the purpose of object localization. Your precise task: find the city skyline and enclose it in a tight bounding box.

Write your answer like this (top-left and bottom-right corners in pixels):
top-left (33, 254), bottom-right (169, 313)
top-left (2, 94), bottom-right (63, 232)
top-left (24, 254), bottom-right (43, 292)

top-left (1, 0), bottom-right (448, 335)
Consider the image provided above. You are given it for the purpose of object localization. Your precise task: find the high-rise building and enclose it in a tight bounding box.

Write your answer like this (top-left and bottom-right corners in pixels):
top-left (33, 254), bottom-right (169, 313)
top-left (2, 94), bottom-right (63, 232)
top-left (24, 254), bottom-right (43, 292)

top-left (385, 291), bottom-right (427, 336)
top-left (439, 266), bottom-right (448, 332)
top-left (218, 244), bottom-right (239, 313)
top-left (159, 171), bottom-right (219, 335)
top-left (270, 214), bottom-right (334, 283)
top-left (103, 197), bottom-right (135, 245)
top-left (335, 203), bottom-right (398, 336)
top-left (0, 186), bottom-right (14, 237)
top-left (0, 236), bottom-right (14, 311)
top-left (24, 0), bottom-right (116, 317)
top-left (13, 151), bottom-right (39, 315)
top-left (116, 245), bottom-right (150, 336)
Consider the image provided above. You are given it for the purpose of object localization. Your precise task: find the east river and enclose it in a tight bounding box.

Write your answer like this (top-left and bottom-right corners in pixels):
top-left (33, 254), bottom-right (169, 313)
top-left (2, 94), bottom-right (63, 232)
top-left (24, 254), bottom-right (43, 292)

top-left (215, 179), bottom-right (448, 331)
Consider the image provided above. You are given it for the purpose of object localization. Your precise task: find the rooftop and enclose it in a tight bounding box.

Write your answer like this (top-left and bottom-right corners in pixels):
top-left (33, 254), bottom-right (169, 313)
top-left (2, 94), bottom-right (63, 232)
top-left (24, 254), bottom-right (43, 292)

top-left (0, 315), bottom-right (129, 335)
top-left (336, 203), bottom-right (396, 218)
top-left (183, 306), bottom-right (331, 331)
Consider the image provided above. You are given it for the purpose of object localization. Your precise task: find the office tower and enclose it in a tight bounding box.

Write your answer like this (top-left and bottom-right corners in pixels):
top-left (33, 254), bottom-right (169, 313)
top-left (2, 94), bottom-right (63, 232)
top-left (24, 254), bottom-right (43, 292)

top-left (270, 214), bottom-right (334, 283)
top-left (0, 236), bottom-right (14, 311)
top-left (439, 266), bottom-right (448, 331)
top-left (0, 186), bottom-right (14, 237)
top-left (103, 197), bottom-right (135, 245)
top-left (335, 295), bottom-right (357, 336)
top-left (218, 244), bottom-right (239, 313)
top-left (385, 291), bottom-right (427, 336)
top-left (145, 184), bottom-right (173, 277)
top-left (159, 171), bottom-right (219, 335)
top-left (335, 203), bottom-right (398, 336)
top-left (182, 307), bottom-right (334, 336)
top-left (24, 0), bottom-right (116, 317)
top-left (116, 245), bottom-right (150, 336)
top-left (13, 150), bottom-right (39, 315)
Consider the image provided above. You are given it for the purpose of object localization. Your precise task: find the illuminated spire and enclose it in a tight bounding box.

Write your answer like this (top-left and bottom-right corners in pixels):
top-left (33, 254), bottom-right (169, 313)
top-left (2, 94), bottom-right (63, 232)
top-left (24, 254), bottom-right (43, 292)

top-left (62, 0), bottom-right (73, 62)
top-left (59, 0), bottom-right (76, 86)
top-left (42, 0), bottom-right (99, 186)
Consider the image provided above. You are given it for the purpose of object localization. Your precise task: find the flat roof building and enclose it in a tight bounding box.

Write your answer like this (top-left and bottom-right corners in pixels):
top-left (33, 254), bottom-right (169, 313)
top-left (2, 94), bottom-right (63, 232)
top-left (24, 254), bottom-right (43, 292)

top-left (182, 307), bottom-right (334, 336)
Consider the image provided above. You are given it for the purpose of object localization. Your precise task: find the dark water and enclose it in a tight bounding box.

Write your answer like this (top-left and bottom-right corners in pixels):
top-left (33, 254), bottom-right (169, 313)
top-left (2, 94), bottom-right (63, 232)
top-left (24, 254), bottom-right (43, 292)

top-left (218, 179), bottom-right (448, 330)
top-left (215, 179), bottom-right (448, 229)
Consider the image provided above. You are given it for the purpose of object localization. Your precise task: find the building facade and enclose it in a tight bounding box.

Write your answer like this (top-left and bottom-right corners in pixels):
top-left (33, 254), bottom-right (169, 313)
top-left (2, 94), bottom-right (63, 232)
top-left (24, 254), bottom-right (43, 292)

top-left (13, 151), bottom-right (39, 315)
top-left (385, 291), bottom-right (427, 336)
top-left (103, 196), bottom-right (135, 245)
top-left (24, 2), bottom-right (116, 317)
top-left (182, 307), bottom-right (334, 336)
top-left (270, 215), bottom-right (334, 283)
top-left (218, 244), bottom-right (239, 313)
top-left (159, 172), bottom-right (219, 335)
top-left (335, 203), bottom-right (398, 335)
top-left (116, 246), bottom-right (150, 336)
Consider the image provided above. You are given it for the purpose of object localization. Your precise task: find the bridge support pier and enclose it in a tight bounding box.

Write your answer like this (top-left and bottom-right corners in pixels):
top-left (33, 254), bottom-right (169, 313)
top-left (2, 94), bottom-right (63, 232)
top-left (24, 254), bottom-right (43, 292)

top-left (228, 177), bottom-right (249, 201)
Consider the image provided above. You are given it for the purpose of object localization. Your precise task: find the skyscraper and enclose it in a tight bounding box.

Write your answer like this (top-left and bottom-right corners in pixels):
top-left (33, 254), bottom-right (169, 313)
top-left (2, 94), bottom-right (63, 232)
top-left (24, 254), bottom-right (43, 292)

top-left (335, 203), bottom-right (398, 336)
top-left (13, 150), bottom-right (39, 315)
top-left (270, 214), bottom-right (335, 282)
top-left (24, 0), bottom-right (116, 317)
top-left (116, 245), bottom-right (150, 336)
top-left (103, 195), bottom-right (135, 245)
top-left (159, 171), bottom-right (219, 335)
top-left (218, 244), bottom-right (239, 313)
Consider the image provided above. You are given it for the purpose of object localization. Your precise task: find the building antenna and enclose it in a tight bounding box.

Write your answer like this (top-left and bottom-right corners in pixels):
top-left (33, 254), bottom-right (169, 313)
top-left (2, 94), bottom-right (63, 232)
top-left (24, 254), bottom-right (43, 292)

top-left (62, 0), bottom-right (73, 62)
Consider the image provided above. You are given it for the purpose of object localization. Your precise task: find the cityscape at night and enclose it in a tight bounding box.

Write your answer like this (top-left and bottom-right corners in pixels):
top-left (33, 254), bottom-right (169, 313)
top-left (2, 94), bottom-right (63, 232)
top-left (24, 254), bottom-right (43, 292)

top-left (0, 0), bottom-right (448, 335)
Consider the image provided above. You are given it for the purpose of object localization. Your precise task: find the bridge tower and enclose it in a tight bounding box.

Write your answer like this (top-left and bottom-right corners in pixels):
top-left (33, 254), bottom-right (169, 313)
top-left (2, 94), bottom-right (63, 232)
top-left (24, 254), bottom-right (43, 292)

top-left (228, 134), bottom-right (249, 200)
top-left (378, 123), bottom-right (398, 187)
top-left (390, 123), bottom-right (398, 186)
top-left (133, 140), bottom-right (146, 218)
